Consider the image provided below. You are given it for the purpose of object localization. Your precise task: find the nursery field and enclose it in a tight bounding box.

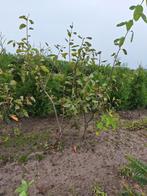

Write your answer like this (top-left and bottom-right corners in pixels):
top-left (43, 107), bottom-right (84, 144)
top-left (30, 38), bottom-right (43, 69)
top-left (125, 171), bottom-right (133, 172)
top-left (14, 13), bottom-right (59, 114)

top-left (1, 1), bottom-right (147, 195)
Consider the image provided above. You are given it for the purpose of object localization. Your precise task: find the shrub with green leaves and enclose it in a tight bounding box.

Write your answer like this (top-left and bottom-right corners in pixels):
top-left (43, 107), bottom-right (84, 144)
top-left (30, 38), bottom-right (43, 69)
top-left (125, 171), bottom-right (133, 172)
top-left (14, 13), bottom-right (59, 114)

top-left (0, 0), bottom-right (147, 137)
top-left (96, 111), bottom-right (119, 136)
top-left (128, 67), bottom-right (147, 109)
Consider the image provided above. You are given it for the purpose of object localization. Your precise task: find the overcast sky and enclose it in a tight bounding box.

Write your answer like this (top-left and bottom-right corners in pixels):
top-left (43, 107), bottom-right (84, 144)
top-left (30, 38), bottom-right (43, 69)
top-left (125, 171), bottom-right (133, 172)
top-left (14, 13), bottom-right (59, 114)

top-left (0, 0), bottom-right (147, 68)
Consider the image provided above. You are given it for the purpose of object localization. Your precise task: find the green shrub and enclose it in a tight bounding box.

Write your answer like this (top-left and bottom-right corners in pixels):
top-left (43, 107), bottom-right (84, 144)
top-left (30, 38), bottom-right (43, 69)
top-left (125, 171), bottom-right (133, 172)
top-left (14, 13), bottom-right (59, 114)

top-left (128, 67), bottom-right (147, 109)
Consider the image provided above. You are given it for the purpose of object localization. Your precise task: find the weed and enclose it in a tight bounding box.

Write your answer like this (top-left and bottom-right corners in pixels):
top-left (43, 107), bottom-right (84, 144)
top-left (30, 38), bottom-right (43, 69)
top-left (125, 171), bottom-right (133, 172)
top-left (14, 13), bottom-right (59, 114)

top-left (13, 127), bottom-right (21, 136)
top-left (15, 179), bottom-right (34, 196)
top-left (92, 184), bottom-right (107, 196)
top-left (124, 118), bottom-right (147, 131)
top-left (18, 155), bottom-right (28, 164)
top-left (120, 156), bottom-right (147, 195)
top-left (96, 111), bottom-right (119, 136)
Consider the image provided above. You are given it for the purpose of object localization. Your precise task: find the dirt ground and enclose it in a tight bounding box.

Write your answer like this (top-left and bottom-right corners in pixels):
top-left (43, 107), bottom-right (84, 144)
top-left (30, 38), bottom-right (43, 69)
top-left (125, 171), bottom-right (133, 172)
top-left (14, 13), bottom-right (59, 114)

top-left (0, 110), bottom-right (147, 196)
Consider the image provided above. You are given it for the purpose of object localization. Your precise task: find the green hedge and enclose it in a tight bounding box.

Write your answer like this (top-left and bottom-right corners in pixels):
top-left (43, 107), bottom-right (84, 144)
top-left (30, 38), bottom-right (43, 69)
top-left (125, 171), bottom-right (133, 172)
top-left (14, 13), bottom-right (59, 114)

top-left (0, 53), bottom-right (147, 119)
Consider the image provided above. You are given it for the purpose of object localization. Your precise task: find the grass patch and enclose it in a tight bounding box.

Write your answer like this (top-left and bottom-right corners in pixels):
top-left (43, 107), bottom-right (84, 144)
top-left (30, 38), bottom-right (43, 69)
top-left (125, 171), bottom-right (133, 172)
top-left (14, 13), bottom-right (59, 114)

top-left (123, 118), bottom-right (147, 131)
top-left (0, 127), bottom-right (66, 165)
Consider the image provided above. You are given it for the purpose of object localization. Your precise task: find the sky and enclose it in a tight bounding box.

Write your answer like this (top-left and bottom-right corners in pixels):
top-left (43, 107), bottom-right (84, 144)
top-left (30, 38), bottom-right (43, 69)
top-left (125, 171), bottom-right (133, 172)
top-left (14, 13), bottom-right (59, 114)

top-left (0, 0), bottom-right (147, 68)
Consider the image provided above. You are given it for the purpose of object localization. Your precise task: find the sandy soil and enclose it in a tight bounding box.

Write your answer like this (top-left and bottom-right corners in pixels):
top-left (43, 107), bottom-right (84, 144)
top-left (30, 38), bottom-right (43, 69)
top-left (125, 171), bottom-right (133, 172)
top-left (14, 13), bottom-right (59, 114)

top-left (0, 110), bottom-right (147, 196)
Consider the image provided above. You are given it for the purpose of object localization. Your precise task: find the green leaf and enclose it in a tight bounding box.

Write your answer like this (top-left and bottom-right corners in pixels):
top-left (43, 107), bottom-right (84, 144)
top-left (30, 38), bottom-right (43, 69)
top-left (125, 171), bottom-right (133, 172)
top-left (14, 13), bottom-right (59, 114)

top-left (67, 30), bottom-right (71, 37)
top-left (70, 24), bottom-right (73, 29)
top-left (10, 80), bottom-right (17, 86)
top-left (7, 40), bottom-right (13, 45)
top-left (102, 60), bottom-right (107, 63)
top-left (85, 41), bottom-right (92, 47)
top-left (69, 42), bottom-right (74, 46)
top-left (20, 191), bottom-right (27, 196)
top-left (126, 20), bottom-right (133, 31)
top-left (122, 48), bottom-right (127, 55)
top-left (114, 38), bottom-right (120, 46)
top-left (19, 24), bottom-right (26, 30)
top-left (133, 5), bottom-right (143, 21)
top-left (61, 52), bottom-right (68, 59)
top-left (22, 109), bottom-right (29, 118)
top-left (111, 52), bottom-right (116, 57)
top-left (119, 37), bottom-right (125, 47)
top-left (45, 42), bottom-right (49, 46)
top-left (114, 37), bottom-right (125, 47)
top-left (78, 35), bottom-right (82, 39)
top-left (86, 37), bottom-right (92, 40)
top-left (40, 65), bottom-right (49, 73)
top-left (116, 22), bottom-right (126, 27)
top-left (129, 5), bottom-right (136, 10)
top-left (97, 51), bottom-right (102, 55)
top-left (141, 13), bottom-right (147, 23)
top-left (13, 42), bottom-right (16, 47)
top-left (19, 15), bottom-right (27, 20)
top-left (29, 19), bottom-right (34, 24)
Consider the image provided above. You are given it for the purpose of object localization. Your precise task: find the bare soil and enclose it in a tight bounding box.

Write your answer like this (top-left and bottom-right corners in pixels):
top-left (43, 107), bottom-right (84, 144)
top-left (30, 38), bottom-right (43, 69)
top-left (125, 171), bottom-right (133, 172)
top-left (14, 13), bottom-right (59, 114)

top-left (0, 110), bottom-right (147, 196)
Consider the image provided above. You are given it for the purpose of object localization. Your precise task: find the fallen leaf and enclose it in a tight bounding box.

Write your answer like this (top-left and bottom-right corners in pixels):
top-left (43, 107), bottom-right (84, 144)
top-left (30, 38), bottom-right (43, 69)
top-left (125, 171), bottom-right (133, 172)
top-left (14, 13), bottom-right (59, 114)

top-left (10, 115), bottom-right (19, 122)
